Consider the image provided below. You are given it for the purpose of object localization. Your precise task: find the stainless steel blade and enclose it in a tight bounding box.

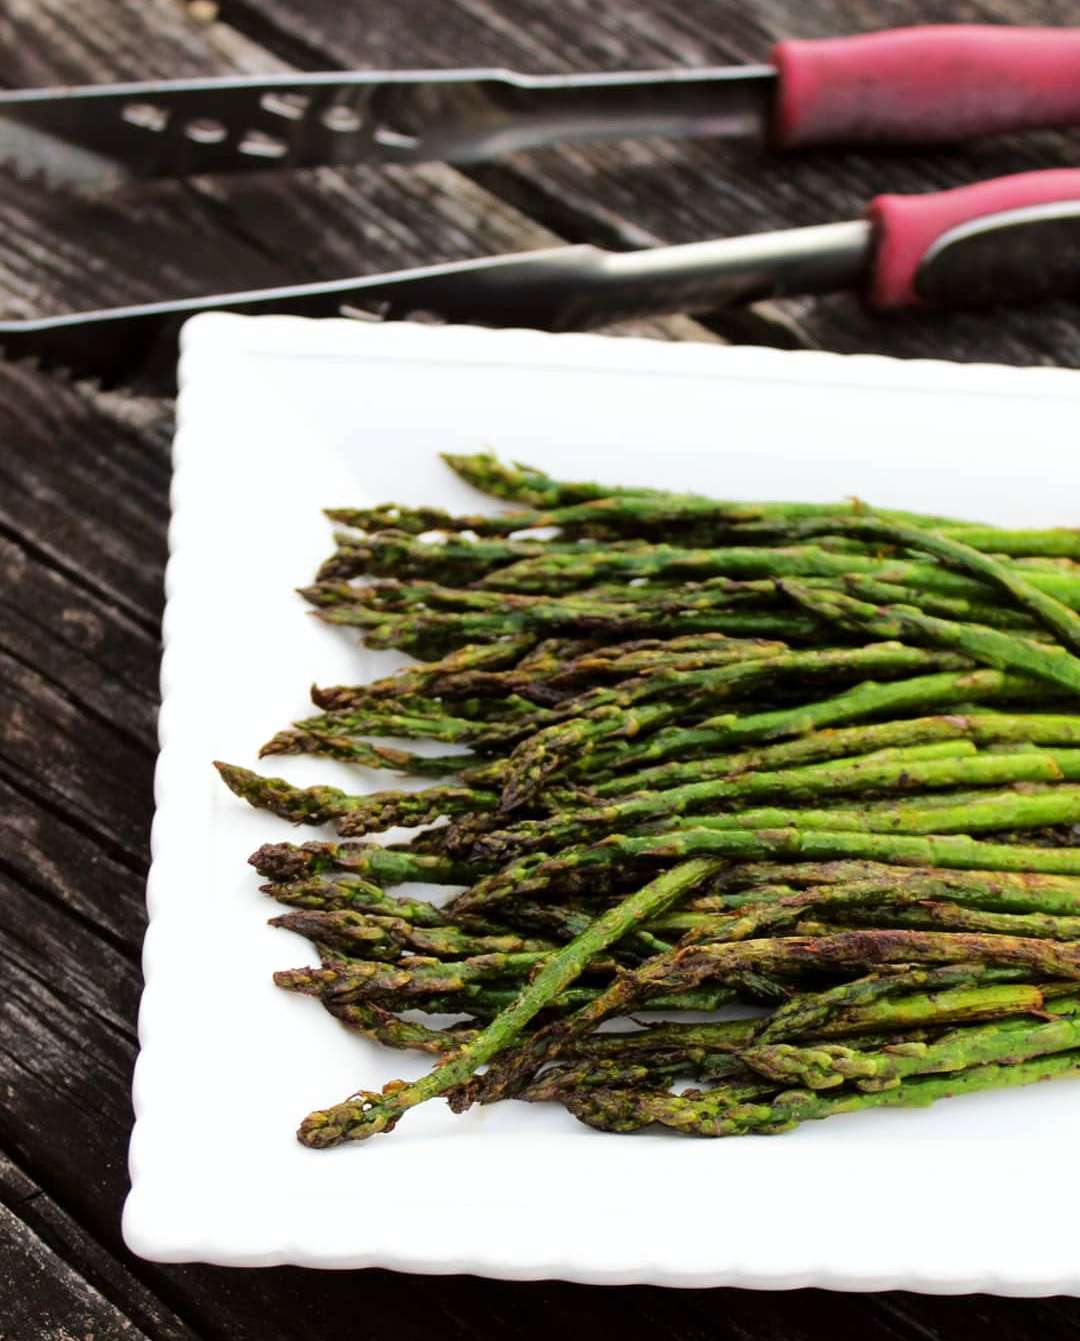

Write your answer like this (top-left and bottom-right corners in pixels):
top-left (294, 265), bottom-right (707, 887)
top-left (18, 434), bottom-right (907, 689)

top-left (0, 218), bottom-right (869, 388)
top-left (0, 66), bottom-right (776, 191)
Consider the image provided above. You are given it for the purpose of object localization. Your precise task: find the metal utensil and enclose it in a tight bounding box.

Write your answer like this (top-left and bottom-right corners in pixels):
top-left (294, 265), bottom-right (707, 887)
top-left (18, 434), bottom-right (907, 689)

top-left (3, 26), bottom-right (1080, 190)
top-left (8, 168), bottom-right (1080, 390)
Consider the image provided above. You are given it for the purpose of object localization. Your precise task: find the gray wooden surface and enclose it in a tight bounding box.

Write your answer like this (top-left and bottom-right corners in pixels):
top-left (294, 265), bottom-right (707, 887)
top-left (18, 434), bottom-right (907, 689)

top-left (3, 1), bottom-right (1079, 1335)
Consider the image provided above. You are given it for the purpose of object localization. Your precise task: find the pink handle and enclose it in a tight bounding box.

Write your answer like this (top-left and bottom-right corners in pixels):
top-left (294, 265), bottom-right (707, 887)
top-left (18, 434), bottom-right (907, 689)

top-left (866, 168), bottom-right (1080, 309)
top-left (773, 25), bottom-right (1080, 147)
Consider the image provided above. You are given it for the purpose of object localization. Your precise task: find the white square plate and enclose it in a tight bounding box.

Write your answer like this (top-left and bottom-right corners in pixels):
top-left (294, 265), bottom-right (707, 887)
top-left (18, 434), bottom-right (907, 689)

top-left (125, 313), bottom-right (1080, 1291)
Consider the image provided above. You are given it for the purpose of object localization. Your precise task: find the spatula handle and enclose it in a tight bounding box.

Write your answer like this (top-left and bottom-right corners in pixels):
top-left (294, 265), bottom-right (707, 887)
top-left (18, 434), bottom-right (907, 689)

top-left (773, 26), bottom-right (1080, 147)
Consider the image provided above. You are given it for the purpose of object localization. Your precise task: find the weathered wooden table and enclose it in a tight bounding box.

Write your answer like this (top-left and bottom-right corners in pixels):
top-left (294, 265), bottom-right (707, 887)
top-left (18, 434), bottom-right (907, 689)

top-left (4, 2), bottom-right (1080, 1335)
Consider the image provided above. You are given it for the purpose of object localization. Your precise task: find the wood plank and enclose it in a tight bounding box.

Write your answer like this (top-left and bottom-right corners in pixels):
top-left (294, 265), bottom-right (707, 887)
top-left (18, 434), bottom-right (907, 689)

top-left (0, 0), bottom-right (234, 86)
top-left (1, 646), bottom-right (155, 861)
top-left (0, 1196), bottom-right (151, 1341)
top-left (1, 863), bottom-right (141, 1041)
top-left (0, 876), bottom-right (148, 1225)
top-left (0, 365), bottom-right (171, 627)
top-left (0, 768), bottom-right (150, 950)
top-left (227, 0), bottom-right (1080, 363)
top-left (0, 1153), bottom-right (199, 1341)
top-left (0, 531), bottom-right (159, 735)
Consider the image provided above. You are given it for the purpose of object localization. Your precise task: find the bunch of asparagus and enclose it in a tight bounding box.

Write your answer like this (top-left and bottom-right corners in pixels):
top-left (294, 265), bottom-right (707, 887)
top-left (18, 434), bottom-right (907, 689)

top-left (216, 453), bottom-right (1080, 1147)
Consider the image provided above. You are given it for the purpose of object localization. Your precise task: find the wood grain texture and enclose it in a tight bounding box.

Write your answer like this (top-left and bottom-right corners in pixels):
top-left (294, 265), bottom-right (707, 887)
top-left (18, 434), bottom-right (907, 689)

top-left (0, 1153), bottom-right (198, 1341)
top-left (0, 1199), bottom-right (149, 1341)
top-left (0, 0), bottom-right (1078, 1336)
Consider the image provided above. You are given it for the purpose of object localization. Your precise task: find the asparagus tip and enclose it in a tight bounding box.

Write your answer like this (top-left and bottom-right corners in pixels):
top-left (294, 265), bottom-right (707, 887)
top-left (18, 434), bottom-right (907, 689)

top-left (259, 729), bottom-right (304, 758)
top-left (247, 842), bottom-right (318, 880)
top-left (272, 966), bottom-right (329, 994)
top-left (214, 760), bottom-right (256, 794)
top-left (268, 910), bottom-right (326, 938)
top-left (297, 1091), bottom-right (401, 1147)
top-left (310, 682), bottom-right (336, 709)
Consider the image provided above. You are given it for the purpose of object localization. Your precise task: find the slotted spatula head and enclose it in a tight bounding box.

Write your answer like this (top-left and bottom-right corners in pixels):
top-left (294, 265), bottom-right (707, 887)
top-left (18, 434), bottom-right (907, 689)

top-left (0, 68), bottom-right (773, 190)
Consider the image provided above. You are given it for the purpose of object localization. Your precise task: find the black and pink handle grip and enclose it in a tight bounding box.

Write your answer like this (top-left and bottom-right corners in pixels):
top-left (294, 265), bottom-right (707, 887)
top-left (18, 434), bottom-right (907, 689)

top-left (865, 168), bottom-right (1080, 308)
top-left (772, 25), bottom-right (1080, 147)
